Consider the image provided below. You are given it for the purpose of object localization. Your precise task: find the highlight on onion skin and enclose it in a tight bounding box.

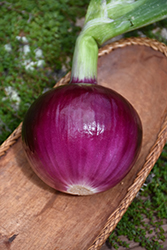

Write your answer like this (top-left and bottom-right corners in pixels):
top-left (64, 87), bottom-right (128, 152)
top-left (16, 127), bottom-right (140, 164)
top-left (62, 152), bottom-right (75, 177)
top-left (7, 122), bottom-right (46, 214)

top-left (22, 83), bottom-right (142, 195)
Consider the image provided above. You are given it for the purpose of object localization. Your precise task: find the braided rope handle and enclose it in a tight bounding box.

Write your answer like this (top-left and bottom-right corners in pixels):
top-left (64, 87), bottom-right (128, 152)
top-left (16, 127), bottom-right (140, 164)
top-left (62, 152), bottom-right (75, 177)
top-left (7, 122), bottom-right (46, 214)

top-left (0, 123), bottom-right (22, 157)
top-left (98, 37), bottom-right (167, 57)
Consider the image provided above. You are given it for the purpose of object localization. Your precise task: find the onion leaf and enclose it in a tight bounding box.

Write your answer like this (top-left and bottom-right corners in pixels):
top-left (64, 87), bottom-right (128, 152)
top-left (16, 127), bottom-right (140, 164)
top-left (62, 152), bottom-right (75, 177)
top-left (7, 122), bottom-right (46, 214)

top-left (70, 0), bottom-right (167, 82)
top-left (83, 0), bottom-right (167, 45)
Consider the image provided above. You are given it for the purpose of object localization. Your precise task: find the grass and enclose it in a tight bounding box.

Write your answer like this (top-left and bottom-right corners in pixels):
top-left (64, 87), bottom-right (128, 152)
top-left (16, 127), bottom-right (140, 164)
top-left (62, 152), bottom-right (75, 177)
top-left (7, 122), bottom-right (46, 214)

top-left (0, 1), bottom-right (167, 249)
top-left (0, 0), bottom-right (89, 143)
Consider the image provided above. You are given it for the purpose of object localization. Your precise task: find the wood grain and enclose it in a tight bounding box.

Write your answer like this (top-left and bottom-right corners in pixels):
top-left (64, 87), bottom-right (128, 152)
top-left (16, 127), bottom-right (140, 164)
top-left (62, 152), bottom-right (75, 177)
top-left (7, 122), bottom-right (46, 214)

top-left (0, 43), bottom-right (167, 250)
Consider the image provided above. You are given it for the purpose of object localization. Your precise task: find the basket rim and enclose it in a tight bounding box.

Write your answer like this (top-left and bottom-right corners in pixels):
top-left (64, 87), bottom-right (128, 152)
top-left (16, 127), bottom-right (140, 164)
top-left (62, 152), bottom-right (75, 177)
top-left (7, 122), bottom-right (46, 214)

top-left (0, 36), bottom-right (167, 250)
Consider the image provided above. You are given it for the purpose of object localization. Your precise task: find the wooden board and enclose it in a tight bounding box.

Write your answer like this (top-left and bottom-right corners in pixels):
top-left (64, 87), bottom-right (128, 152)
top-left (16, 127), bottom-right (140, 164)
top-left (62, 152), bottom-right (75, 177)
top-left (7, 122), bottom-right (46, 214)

top-left (1, 40), bottom-right (167, 250)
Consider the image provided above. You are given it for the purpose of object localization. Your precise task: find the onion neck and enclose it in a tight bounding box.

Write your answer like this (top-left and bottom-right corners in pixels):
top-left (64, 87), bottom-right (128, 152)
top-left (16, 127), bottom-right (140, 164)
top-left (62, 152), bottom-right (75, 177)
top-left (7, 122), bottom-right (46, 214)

top-left (70, 34), bottom-right (98, 85)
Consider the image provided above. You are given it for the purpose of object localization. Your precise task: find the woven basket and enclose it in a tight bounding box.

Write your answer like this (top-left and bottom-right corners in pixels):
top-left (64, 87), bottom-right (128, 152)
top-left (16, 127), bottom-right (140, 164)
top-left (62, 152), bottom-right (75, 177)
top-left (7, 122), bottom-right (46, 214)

top-left (0, 37), bottom-right (167, 250)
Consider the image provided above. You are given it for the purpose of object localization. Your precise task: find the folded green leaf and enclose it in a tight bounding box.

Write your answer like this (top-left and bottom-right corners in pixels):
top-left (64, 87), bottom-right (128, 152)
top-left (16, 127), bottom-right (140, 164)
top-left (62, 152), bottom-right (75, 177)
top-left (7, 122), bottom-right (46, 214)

top-left (83, 0), bottom-right (167, 45)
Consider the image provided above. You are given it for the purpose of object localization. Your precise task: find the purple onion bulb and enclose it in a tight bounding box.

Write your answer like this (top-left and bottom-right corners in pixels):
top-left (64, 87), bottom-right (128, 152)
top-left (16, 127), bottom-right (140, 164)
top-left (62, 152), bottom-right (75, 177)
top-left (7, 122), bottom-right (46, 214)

top-left (22, 84), bottom-right (142, 195)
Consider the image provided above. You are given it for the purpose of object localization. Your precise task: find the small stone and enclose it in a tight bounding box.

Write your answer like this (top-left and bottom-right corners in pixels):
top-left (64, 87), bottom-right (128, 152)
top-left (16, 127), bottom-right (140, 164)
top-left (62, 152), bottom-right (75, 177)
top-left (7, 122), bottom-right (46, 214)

top-left (161, 28), bottom-right (167, 40)
top-left (4, 44), bottom-right (12, 52)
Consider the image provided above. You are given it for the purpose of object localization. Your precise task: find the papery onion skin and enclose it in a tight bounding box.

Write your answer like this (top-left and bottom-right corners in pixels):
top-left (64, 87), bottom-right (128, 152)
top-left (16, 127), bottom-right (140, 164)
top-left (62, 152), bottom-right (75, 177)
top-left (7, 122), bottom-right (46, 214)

top-left (22, 84), bottom-right (142, 195)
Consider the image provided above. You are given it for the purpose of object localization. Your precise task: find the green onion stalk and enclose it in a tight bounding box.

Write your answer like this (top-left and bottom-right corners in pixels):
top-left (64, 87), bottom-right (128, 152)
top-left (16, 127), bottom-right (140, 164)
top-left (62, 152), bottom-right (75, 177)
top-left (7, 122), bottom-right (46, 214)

top-left (70, 0), bottom-right (167, 84)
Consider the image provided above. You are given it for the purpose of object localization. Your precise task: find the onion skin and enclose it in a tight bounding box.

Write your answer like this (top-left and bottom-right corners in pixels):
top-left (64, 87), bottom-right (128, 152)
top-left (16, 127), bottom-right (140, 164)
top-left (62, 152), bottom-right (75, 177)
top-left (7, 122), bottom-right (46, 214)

top-left (22, 84), bottom-right (142, 195)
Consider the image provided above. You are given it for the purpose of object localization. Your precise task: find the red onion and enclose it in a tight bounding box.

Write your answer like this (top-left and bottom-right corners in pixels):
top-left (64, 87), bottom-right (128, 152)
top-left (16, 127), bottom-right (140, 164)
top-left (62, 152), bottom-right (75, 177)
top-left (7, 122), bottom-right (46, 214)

top-left (22, 83), bottom-right (142, 195)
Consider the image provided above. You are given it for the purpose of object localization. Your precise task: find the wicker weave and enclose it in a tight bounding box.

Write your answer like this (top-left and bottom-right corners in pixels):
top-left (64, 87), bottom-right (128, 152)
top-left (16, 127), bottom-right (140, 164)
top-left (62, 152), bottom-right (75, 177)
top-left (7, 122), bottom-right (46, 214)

top-left (0, 37), bottom-right (167, 250)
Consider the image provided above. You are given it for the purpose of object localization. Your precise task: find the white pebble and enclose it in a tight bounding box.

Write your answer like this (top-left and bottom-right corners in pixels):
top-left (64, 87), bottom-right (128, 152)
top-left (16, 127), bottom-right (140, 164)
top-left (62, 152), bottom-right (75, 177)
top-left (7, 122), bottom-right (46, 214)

top-left (161, 28), bottom-right (167, 40)
top-left (22, 59), bottom-right (45, 71)
top-left (4, 86), bottom-right (21, 110)
top-left (35, 48), bottom-right (43, 58)
top-left (16, 36), bottom-right (28, 43)
top-left (4, 44), bottom-right (12, 52)
top-left (23, 45), bottom-right (31, 55)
